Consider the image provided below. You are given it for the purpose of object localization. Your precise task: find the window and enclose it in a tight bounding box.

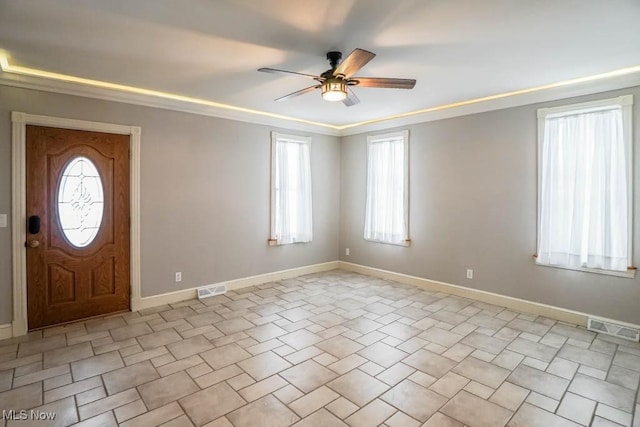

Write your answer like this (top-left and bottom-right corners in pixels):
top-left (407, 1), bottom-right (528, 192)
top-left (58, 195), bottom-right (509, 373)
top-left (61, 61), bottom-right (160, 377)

top-left (364, 130), bottom-right (409, 246)
top-left (270, 132), bottom-right (312, 245)
top-left (537, 95), bottom-right (633, 275)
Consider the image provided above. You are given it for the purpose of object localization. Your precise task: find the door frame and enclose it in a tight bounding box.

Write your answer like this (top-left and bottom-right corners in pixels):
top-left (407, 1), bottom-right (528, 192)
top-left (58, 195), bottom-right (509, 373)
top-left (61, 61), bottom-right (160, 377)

top-left (11, 112), bottom-right (142, 337)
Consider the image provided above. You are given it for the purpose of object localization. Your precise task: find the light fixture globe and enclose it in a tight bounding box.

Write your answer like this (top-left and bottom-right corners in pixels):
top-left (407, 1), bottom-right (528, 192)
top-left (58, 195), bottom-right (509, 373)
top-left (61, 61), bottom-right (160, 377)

top-left (321, 78), bottom-right (347, 101)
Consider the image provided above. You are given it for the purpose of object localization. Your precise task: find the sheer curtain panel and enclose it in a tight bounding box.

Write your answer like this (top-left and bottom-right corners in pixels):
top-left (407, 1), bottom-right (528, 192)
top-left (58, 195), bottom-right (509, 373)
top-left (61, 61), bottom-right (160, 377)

top-left (364, 131), bottom-right (409, 245)
top-left (537, 96), bottom-right (633, 272)
top-left (270, 133), bottom-right (312, 245)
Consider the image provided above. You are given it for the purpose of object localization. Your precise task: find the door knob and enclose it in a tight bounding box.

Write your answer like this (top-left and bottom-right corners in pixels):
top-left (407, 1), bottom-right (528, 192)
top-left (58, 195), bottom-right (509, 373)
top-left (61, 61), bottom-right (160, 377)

top-left (28, 240), bottom-right (40, 248)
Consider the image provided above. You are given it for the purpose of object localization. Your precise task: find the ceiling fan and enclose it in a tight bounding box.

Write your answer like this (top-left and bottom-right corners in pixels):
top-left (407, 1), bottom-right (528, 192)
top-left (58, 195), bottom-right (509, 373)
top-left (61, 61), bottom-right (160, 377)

top-left (258, 49), bottom-right (416, 107)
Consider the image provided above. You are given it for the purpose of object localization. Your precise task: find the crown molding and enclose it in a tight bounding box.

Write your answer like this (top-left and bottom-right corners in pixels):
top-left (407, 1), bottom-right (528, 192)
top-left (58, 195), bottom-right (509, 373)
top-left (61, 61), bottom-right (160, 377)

top-left (338, 71), bottom-right (640, 136)
top-left (1, 56), bottom-right (640, 137)
top-left (0, 70), bottom-right (342, 137)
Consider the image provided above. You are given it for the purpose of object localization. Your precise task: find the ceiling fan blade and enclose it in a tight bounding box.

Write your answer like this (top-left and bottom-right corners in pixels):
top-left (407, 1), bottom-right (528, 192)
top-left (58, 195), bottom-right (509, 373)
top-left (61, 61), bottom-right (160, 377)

top-left (334, 48), bottom-right (376, 78)
top-left (274, 85), bottom-right (321, 102)
top-left (350, 77), bottom-right (416, 89)
top-left (343, 88), bottom-right (360, 107)
top-left (258, 68), bottom-right (321, 80)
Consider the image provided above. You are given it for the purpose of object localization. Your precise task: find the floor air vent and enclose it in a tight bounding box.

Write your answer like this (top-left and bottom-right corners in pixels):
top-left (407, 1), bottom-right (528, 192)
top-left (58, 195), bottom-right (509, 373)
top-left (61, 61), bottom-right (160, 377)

top-left (197, 284), bottom-right (227, 300)
top-left (588, 318), bottom-right (640, 342)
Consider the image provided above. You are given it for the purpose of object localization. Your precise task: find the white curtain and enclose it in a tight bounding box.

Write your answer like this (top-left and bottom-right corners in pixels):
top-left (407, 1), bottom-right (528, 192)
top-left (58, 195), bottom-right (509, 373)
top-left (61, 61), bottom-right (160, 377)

top-left (273, 138), bottom-right (312, 244)
top-left (538, 107), bottom-right (628, 271)
top-left (364, 136), bottom-right (408, 244)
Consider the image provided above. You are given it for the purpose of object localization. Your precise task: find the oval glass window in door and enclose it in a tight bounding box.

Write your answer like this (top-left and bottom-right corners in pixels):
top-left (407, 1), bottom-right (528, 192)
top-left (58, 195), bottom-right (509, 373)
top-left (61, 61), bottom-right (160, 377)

top-left (57, 156), bottom-right (104, 248)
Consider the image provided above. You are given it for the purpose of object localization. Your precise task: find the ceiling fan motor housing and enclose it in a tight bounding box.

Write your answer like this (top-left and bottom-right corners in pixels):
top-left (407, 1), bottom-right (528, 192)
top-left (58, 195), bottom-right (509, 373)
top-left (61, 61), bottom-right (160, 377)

top-left (327, 51), bottom-right (342, 70)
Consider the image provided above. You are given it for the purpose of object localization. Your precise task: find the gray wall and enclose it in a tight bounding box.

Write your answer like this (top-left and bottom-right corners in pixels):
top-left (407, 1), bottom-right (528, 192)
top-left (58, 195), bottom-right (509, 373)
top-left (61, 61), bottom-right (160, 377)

top-left (0, 85), bottom-right (341, 324)
top-left (340, 87), bottom-right (640, 325)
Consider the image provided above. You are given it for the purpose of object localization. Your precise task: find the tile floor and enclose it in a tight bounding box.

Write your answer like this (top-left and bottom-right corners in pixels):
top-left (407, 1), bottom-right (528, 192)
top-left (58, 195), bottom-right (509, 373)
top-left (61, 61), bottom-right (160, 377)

top-left (1, 270), bottom-right (639, 426)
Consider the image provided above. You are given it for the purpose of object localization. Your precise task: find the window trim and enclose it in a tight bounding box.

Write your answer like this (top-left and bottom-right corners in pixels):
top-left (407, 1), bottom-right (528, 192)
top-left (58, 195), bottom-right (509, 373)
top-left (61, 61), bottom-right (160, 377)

top-left (269, 131), bottom-right (312, 246)
top-left (536, 94), bottom-right (634, 278)
top-left (364, 130), bottom-right (410, 247)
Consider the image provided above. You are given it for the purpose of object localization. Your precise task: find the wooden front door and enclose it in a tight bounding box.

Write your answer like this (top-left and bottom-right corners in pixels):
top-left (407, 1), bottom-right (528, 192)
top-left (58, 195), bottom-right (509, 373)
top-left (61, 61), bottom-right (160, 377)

top-left (26, 125), bottom-right (130, 329)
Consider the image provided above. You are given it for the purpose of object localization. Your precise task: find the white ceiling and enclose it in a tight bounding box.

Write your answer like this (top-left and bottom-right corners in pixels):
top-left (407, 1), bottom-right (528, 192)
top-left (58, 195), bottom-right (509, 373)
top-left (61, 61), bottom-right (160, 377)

top-left (1, 0), bottom-right (640, 126)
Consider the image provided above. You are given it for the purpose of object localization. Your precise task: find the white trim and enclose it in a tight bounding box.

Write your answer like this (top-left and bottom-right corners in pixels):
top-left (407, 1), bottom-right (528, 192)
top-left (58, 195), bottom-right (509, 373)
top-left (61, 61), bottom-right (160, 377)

top-left (536, 95), bottom-right (634, 276)
top-left (0, 324), bottom-right (12, 340)
top-left (338, 261), bottom-right (640, 329)
top-left (11, 112), bottom-right (141, 337)
top-left (2, 58), bottom-right (640, 137)
top-left (139, 261), bottom-right (340, 310)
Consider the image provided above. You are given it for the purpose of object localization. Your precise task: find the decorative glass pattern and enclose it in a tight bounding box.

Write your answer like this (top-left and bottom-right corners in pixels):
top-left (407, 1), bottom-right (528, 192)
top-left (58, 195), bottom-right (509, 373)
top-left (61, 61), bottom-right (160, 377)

top-left (57, 156), bottom-right (104, 248)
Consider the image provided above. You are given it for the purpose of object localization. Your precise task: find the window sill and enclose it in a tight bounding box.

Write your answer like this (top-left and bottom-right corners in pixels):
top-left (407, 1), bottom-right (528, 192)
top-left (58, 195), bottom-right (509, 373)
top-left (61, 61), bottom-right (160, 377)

top-left (268, 239), bottom-right (311, 246)
top-left (535, 260), bottom-right (636, 279)
top-left (364, 238), bottom-right (411, 247)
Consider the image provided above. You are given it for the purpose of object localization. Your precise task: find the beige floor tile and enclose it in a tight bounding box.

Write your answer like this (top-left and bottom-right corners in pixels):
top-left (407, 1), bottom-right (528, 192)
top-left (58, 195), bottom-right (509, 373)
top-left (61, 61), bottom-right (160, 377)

top-left (180, 382), bottom-right (246, 426)
top-left (43, 342), bottom-right (93, 368)
top-left (71, 351), bottom-right (124, 381)
top-left (200, 343), bottom-right (251, 370)
top-left (244, 323), bottom-right (287, 342)
top-left (102, 360), bottom-right (160, 395)
top-left (162, 414), bottom-right (195, 427)
top-left (293, 408), bottom-right (347, 427)
top-left (237, 351), bottom-right (292, 381)
top-left (429, 372), bottom-right (470, 398)
top-left (110, 323), bottom-right (154, 342)
top-left (441, 390), bottom-right (513, 427)
top-left (508, 402), bottom-right (581, 427)
top-left (402, 349), bottom-right (457, 378)
top-left (328, 369), bottom-right (389, 407)
top-left (507, 338), bottom-right (559, 362)
top-left (568, 373), bottom-right (635, 412)
top-left (376, 362), bottom-right (416, 386)
top-left (0, 382), bottom-right (42, 411)
top-left (167, 335), bottom-right (213, 360)
top-left (452, 356), bottom-right (510, 389)
top-left (228, 394), bottom-right (300, 427)
top-left (289, 386), bottom-right (340, 418)
top-left (237, 375), bottom-right (288, 402)
top-left (78, 388), bottom-right (139, 420)
top-left (422, 412), bottom-right (464, 427)
top-left (138, 371), bottom-right (199, 410)
top-left (17, 334), bottom-right (67, 358)
top-left (121, 402), bottom-right (184, 427)
top-left (489, 381), bottom-right (530, 411)
top-left (378, 322), bottom-right (421, 341)
top-left (12, 364), bottom-right (69, 388)
top-left (556, 392), bottom-right (596, 426)
top-left (44, 376), bottom-right (102, 403)
top-left (136, 329), bottom-right (182, 350)
top-left (613, 351), bottom-right (640, 373)
top-left (278, 329), bottom-right (324, 350)
top-left (114, 399), bottom-right (147, 423)
top-left (345, 399), bottom-right (396, 427)
top-left (215, 318), bottom-right (255, 335)
top-left (383, 379), bottom-right (448, 422)
top-left (73, 411), bottom-right (118, 427)
top-left (461, 332), bottom-right (510, 354)
top-left (273, 384), bottom-right (304, 404)
top-left (326, 396), bottom-right (359, 419)
top-left (280, 359), bottom-right (338, 393)
top-left (559, 343), bottom-right (613, 371)
top-left (508, 364), bottom-right (569, 400)
top-left (6, 396), bottom-right (78, 427)
top-left (357, 342), bottom-right (407, 368)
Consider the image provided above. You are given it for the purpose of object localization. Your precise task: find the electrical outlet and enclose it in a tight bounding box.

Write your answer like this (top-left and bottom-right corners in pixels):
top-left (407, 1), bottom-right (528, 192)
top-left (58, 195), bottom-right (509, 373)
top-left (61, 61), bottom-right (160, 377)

top-left (345, 248), bottom-right (350, 256)
top-left (466, 269), bottom-right (473, 279)
top-left (175, 272), bottom-right (182, 282)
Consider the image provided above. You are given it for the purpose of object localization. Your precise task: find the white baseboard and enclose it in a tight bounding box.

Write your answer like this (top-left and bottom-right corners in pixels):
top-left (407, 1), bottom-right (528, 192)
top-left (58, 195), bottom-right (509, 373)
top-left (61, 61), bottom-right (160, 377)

top-left (0, 324), bottom-right (13, 340)
top-left (139, 261), bottom-right (341, 310)
top-left (339, 261), bottom-right (640, 330)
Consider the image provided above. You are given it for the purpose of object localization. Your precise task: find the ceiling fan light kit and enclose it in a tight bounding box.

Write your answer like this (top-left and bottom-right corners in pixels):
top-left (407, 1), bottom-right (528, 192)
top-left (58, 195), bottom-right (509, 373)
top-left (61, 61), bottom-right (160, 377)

top-left (322, 78), bottom-right (347, 101)
top-left (258, 48), bottom-right (416, 107)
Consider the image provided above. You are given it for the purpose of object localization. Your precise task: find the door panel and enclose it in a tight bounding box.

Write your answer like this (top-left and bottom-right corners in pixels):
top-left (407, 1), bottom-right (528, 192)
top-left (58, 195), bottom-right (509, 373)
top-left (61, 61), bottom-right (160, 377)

top-left (26, 125), bottom-right (130, 329)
